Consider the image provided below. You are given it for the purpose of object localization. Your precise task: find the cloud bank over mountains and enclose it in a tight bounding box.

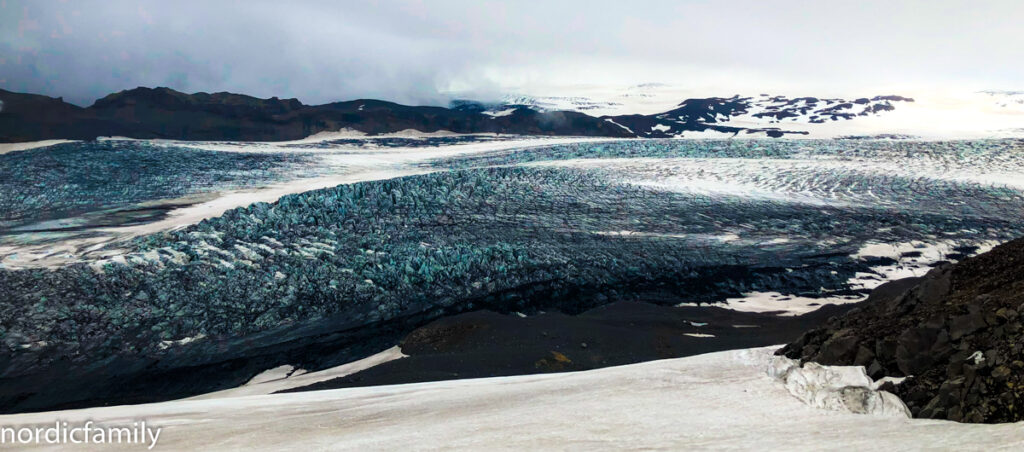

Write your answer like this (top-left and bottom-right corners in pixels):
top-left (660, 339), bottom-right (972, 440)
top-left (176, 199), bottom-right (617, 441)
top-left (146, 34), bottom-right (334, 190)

top-left (1, 0), bottom-right (1022, 106)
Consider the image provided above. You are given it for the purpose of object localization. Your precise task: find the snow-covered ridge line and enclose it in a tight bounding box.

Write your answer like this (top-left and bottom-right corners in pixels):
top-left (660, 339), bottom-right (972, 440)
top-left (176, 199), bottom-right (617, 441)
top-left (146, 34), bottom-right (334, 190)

top-left (473, 93), bottom-right (915, 139)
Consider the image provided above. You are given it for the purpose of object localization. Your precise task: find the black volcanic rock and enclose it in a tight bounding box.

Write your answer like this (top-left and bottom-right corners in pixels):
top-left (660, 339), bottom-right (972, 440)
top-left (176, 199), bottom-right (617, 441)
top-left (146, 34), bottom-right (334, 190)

top-left (753, 110), bottom-right (802, 120)
top-left (659, 96), bottom-right (751, 123)
top-left (863, 102), bottom-right (896, 114)
top-left (780, 237), bottom-right (1024, 423)
top-left (600, 96), bottom-right (762, 138)
top-left (92, 87), bottom-right (304, 116)
top-left (599, 93), bottom-right (909, 138)
top-left (0, 89), bottom-right (121, 142)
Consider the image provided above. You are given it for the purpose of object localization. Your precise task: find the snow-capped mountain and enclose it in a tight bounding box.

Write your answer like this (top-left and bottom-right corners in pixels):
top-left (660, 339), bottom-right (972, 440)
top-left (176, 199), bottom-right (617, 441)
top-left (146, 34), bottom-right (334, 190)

top-left (498, 94), bottom-right (624, 113)
top-left (604, 94), bottom-right (916, 138)
top-left (465, 85), bottom-right (1024, 139)
top-left (468, 92), bottom-right (917, 138)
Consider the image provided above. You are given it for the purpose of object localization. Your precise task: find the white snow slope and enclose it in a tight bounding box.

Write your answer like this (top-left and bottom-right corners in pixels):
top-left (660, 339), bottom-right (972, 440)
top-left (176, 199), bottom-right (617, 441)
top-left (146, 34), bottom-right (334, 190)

top-left (3, 347), bottom-right (1023, 451)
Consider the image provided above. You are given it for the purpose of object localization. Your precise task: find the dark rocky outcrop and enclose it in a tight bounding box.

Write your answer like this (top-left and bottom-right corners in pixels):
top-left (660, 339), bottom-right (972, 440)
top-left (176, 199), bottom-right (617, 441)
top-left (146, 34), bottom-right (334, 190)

top-left (0, 89), bottom-right (122, 142)
top-left (872, 95), bottom-right (915, 102)
top-left (780, 237), bottom-right (1024, 423)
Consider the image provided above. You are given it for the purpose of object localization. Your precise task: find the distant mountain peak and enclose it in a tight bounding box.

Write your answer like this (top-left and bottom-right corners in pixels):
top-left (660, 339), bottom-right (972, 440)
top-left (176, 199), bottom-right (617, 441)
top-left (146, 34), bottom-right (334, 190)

top-left (91, 87), bottom-right (304, 112)
top-left (476, 92), bottom-right (917, 139)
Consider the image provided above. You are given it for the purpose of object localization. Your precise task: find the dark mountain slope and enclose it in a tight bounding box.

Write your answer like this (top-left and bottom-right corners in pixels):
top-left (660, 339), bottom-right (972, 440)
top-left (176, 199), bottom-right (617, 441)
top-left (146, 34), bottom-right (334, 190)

top-left (0, 87), bottom-right (633, 142)
top-left (780, 237), bottom-right (1024, 423)
top-left (0, 89), bottom-right (121, 142)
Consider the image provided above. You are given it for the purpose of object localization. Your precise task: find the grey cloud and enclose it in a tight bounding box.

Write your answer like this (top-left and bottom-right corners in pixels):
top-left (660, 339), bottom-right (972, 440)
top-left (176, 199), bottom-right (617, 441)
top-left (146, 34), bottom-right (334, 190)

top-left (1, 0), bottom-right (1021, 106)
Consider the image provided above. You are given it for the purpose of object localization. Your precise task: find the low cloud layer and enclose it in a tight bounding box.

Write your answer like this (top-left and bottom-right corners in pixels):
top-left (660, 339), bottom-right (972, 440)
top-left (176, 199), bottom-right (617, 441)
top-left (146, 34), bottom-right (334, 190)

top-left (2, 0), bottom-right (1021, 106)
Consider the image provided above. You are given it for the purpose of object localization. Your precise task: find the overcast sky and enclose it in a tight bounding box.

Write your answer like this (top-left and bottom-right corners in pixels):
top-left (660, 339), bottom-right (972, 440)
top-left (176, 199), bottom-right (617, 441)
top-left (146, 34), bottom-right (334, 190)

top-left (2, 0), bottom-right (1021, 106)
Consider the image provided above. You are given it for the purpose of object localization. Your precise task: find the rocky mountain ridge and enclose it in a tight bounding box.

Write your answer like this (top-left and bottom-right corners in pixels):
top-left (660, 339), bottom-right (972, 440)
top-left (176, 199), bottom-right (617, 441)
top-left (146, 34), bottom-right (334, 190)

top-left (1, 86), bottom-right (913, 142)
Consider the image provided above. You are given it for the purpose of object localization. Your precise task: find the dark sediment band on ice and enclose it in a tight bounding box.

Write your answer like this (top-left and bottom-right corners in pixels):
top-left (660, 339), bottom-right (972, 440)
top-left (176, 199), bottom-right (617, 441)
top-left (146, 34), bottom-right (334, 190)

top-left (280, 297), bottom-right (859, 394)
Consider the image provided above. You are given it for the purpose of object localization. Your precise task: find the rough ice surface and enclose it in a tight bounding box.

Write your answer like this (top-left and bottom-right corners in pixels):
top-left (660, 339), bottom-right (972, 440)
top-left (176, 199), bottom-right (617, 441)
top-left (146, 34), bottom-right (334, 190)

top-left (525, 153), bottom-right (1021, 315)
top-left (0, 136), bottom-right (616, 269)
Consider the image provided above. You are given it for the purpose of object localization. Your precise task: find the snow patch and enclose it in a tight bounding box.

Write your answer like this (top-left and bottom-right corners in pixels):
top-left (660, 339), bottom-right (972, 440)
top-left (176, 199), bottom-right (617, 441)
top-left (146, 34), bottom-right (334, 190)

top-left (694, 239), bottom-right (1000, 316)
top-left (673, 129), bottom-right (736, 139)
top-left (187, 345), bottom-right (407, 400)
top-left (282, 128), bottom-right (461, 144)
top-left (854, 239), bottom-right (1001, 281)
top-left (0, 139), bottom-right (77, 155)
top-left (245, 365), bottom-right (306, 386)
top-left (483, 108), bottom-right (517, 117)
top-left (603, 118), bottom-right (634, 134)
top-left (768, 355), bottom-right (911, 418)
top-left (158, 334), bottom-right (206, 350)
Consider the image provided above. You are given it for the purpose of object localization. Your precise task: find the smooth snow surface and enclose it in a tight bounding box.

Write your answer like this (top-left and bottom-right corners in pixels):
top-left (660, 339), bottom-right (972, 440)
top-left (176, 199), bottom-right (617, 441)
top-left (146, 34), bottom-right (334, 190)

top-left (3, 347), bottom-right (1024, 451)
top-left (0, 139), bottom-right (77, 154)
